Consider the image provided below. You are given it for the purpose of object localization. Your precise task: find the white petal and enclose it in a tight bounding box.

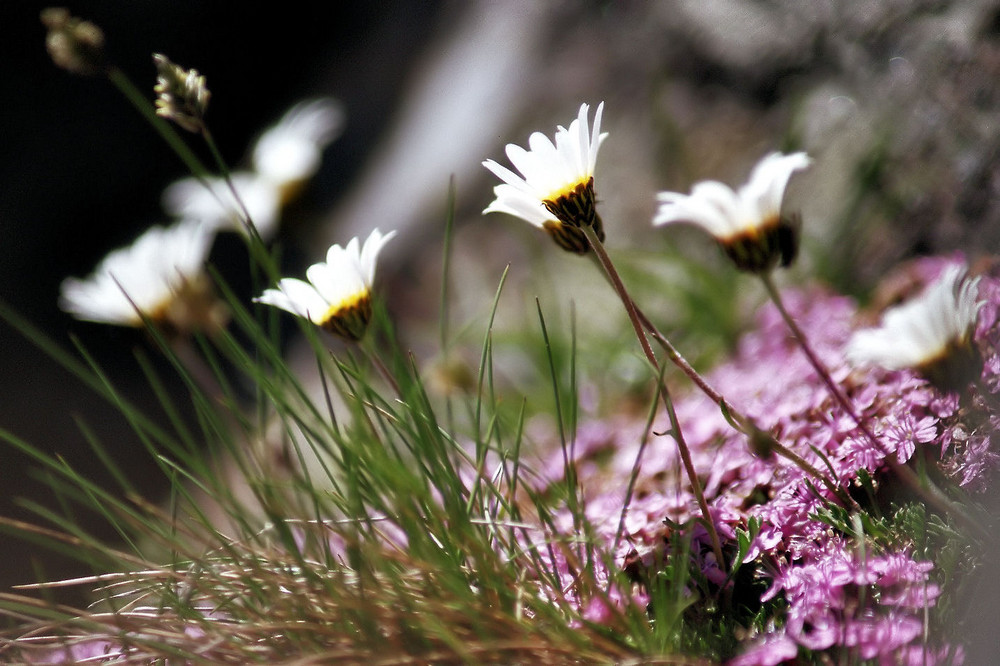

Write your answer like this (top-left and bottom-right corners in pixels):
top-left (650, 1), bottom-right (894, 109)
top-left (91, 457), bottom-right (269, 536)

top-left (740, 152), bottom-right (811, 222)
top-left (654, 151), bottom-right (810, 240)
top-left (483, 102), bottom-right (606, 226)
top-left (483, 185), bottom-right (554, 228)
top-left (654, 182), bottom-right (740, 237)
top-left (59, 219), bottom-right (214, 325)
top-left (257, 278), bottom-right (329, 323)
top-left (308, 259), bottom-right (363, 307)
top-left (252, 99), bottom-right (344, 188)
top-left (588, 101), bottom-right (606, 175)
top-left (359, 228), bottom-right (397, 285)
top-left (163, 173), bottom-right (281, 240)
top-left (847, 264), bottom-right (982, 370)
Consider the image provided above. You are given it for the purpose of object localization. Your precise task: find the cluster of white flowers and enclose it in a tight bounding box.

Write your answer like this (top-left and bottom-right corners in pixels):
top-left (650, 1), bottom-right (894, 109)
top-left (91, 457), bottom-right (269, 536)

top-left (62, 95), bottom-right (985, 375)
top-left (60, 97), bottom-right (398, 341)
top-left (483, 102), bottom-right (984, 385)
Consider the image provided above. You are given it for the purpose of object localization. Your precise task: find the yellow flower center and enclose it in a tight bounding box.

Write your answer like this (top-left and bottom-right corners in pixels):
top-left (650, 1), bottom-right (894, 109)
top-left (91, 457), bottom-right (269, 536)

top-left (320, 291), bottom-right (373, 341)
top-left (542, 177), bottom-right (600, 230)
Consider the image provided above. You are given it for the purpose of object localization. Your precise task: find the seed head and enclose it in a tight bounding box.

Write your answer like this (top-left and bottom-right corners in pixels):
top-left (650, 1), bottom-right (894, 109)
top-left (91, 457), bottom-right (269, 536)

top-left (152, 53), bottom-right (210, 133)
top-left (41, 7), bottom-right (106, 76)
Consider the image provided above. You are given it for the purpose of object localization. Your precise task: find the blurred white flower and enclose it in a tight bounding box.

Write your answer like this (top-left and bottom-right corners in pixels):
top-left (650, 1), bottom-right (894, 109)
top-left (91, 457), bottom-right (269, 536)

top-left (60, 219), bottom-right (221, 331)
top-left (252, 98), bottom-right (344, 199)
top-left (255, 228), bottom-right (397, 341)
top-left (160, 99), bottom-right (343, 241)
top-left (847, 265), bottom-right (983, 391)
top-left (654, 152), bottom-right (810, 272)
top-left (162, 172), bottom-right (281, 240)
top-left (483, 102), bottom-right (606, 253)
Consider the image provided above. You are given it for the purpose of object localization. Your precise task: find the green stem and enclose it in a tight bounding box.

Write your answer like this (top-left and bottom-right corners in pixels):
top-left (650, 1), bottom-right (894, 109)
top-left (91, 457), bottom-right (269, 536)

top-left (613, 363), bottom-right (664, 556)
top-left (106, 66), bottom-right (212, 184)
top-left (200, 127), bottom-right (269, 249)
top-left (196, 125), bottom-right (282, 440)
top-left (581, 225), bottom-right (725, 570)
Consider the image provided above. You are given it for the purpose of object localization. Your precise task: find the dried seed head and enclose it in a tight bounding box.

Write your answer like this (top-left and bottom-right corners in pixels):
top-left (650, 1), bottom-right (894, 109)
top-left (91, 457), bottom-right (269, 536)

top-left (152, 53), bottom-right (210, 133)
top-left (41, 7), bottom-right (106, 76)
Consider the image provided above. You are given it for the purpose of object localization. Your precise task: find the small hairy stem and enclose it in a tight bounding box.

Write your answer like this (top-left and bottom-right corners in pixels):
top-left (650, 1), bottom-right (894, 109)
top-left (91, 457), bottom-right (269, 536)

top-left (759, 272), bottom-right (870, 437)
top-left (632, 303), bottom-right (859, 510)
top-left (584, 254), bottom-right (854, 510)
top-left (361, 340), bottom-right (401, 398)
top-left (581, 225), bottom-right (725, 570)
top-left (581, 228), bottom-right (656, 366)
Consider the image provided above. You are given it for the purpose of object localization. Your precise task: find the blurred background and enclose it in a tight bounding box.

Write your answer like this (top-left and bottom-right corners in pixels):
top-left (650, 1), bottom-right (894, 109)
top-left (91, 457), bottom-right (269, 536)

top-left (3, 0), bottom-right (1000, 627)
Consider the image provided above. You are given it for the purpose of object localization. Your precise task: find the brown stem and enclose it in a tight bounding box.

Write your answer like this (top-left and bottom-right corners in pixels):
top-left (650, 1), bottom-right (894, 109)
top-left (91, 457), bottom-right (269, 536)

top-left (581, 225), bottom-right (725, 570)
top-left (361, 341), bottom-right (401, 398)
top-left (633, 301), bottom-right (859, 510)
top-left (582, 253), bottom-right (855, 509)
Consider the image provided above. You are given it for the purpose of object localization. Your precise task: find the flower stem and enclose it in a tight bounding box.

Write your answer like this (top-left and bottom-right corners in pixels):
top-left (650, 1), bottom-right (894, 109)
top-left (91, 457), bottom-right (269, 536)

top-left (582, 251), bottom-right (855, 509)
top-left (759, 272), bottom-right (867, 431)
top-left (361, 338), bottom-right (401, 398)
top-left (631, 302), bottom-right (859, 509)
top-left (200, 127), bottom-right (270, 253)
top-left (106, 66), bottom-right (212, 184)
top-left (760, 272), bottom-right (992, 542)
top-left (580, 225), bottom-right (725, 570)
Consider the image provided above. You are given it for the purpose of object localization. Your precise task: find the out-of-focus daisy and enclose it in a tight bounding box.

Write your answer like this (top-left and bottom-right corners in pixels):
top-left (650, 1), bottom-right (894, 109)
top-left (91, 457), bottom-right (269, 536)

top-left (161, 99), bottom-right (343, 241)
top-left (252, 98), bottom-right (344, 202)
top-left (654, 152), bottom-right (811, 273)
top-left (255, 228), bottom-right (397, 341)
top-left (162, 172), bottom-right (281, 240)
top-left (846, 265), bottom-right (984, 391)
top-left (483, 102), bottom-right (607, 254)
top-left (60, 219), bottom-right (223, 332)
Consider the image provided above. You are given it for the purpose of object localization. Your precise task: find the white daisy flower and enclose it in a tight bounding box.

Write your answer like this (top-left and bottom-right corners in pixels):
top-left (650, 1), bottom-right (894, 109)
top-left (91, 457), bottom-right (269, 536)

top-left (654, 151), bottom-right (811, 272)
top-left (847, 265), bottom-right (984, 391)
top-left (255, 228), bottom-right (397, 341)
top-left (59, 219), bottom-right (220, 331)
top-left (483, 102), bottom-right (607, 253)
top-left (162, 172), bottom-right (281, 240)
top-left (252, 97), bottom-right (344, 199)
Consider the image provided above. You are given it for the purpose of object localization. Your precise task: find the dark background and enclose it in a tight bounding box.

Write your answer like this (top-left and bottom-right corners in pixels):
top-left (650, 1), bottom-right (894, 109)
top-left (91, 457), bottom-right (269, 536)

top-left (0, 0), bottom-right (446, 594)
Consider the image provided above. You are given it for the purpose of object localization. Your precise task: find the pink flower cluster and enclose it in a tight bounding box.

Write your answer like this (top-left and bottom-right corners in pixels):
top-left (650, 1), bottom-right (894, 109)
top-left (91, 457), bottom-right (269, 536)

top-left (530, 256), bottom-right (998, 663)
